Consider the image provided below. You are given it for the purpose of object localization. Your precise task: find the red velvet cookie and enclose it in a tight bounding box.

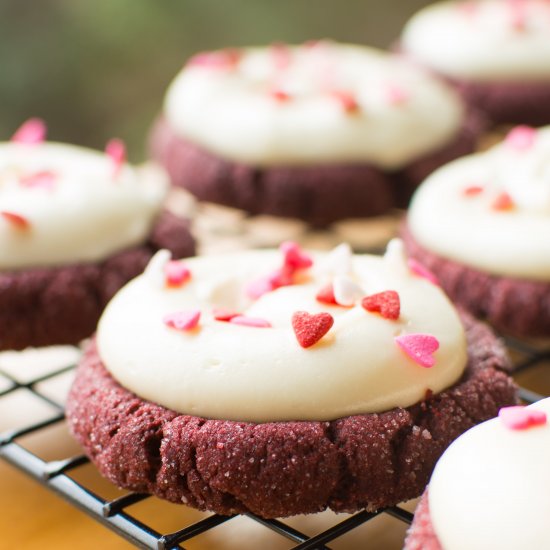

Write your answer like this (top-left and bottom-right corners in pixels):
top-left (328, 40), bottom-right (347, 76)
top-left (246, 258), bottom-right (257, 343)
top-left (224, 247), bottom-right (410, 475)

top-left (150, 42), bottom-right (482, 226)
top-left (402, 125), bottom-right (550, 338)
top-left (401, 0), bottom-right (550, 127)
top-left (0, 120), bottom-right (195, 350)
top-left (66, 243), bottom-right (516, 519)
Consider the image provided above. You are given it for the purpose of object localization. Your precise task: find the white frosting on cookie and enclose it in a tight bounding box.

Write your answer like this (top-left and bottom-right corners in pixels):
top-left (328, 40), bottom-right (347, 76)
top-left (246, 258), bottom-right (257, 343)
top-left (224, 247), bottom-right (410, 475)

top-left (163, 42), bottom-right (464, 169)
top-left (408, 125), bottom-right (550, 280)
top-left (402, 0), bottom-right (550, 80)
top-left (0, 142), bottom-right (167, 270)
top-left (429, 398), bottom-right (550, 550)
top-left (97, 245), bottom-right (467, 422)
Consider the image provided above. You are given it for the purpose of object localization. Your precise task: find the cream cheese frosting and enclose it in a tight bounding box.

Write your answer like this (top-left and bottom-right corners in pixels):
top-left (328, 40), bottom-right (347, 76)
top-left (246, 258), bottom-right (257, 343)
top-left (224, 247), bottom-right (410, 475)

top-left (429, 398), bottom-right (550, 550)
top-left (402, 0), bottom-right (550, 81)
top-left (163, 42), bottom-right (464, 169)
top-left (408, 125), bottom-right (550, 281)
top-left (97, 241), bottom-right (468, 422)
top-left (0, 141), bottom-right (167, 270)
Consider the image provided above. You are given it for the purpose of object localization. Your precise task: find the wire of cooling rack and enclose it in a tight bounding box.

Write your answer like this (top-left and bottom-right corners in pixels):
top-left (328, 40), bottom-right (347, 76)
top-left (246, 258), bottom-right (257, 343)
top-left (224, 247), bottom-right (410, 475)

top-left (0, 336), bottom-right (547, 550)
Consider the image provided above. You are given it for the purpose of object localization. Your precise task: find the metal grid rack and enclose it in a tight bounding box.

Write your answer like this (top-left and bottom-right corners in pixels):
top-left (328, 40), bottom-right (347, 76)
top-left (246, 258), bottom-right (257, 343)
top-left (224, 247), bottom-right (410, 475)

top-left (0, 336), bottom-right (547, 549)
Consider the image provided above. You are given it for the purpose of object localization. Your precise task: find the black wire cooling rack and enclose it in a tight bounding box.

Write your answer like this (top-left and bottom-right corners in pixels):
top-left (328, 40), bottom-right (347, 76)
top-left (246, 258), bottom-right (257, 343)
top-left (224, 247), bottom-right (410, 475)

top-left (0, 335), bottom-right (548, 550)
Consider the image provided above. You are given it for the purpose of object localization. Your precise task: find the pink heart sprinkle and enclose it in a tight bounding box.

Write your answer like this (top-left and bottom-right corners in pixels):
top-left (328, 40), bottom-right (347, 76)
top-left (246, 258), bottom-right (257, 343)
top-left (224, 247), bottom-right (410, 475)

top-left (408, 259), bottom-right (439, 285)
top-left (19, 170), bottom-right (57, 190)
top-left (385, 83), bottom-right (409, 106)
top-left (508, 0), bottom-right (527, 31)
top-left (505, 125), bottom-right (536, 151)
top-left (105, 138), bottom-right (126, 179)
top-left (245, 276), bottom-right (276, 299)
top-left (270, 88), bottom-right (292, 102)
top-left (270, 42), bottom-right (292, 71)
top-left (230, 315), bottom-right (272, 328)
top-left (499, 406), bottom-right (547, 430)
top-left (163, 310), bottom-right (201, 331)
top-left (280, 241), bottom-right (313, 271)
top-left (463, 185), bottom-right (484, 197)
top-left (164, 261), bottom-right (191, 287)
top-left (11, 118), bottom-right (47, 145)
top-left (395, 334), bottom-right (439, 368)
top-left (188, 49), bottom-right (241, 69)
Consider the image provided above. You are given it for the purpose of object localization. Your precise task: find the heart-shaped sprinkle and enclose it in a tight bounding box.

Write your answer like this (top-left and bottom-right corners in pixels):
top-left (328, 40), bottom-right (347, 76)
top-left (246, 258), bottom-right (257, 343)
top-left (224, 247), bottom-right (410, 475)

top-left (188, 49), bottom-right (241, 69)
top-left (508, 0), bottom-right (527, 31)
top-left (499, 406), bottom-right (547, 430)
top-left (316, 284), bottom-right (338, 305)
top-left (213, 308), bottom-right (240, 322)
top-left (163, 310), bottom-right (201, 331)
top-left (164, 261), bottom-right (191, 287)
top-left (463, 185), bottom-right (484, 196)
top-left (280, 241), bottom-right (313, 271)
top-left (246, 275), bottom-right (277, 299)
top-left (292, 311), bottom-right (334, 348)
top-left (19, 170), bottom-right (57, 191)
top-left (230, 315), bottom-right (272, 328)
top-left (270, 42), bottom-right (292, 70)
top-left (331, 90), bottom-right (359, 114)
top-left (505, 125), bottom-right (536, 151)
top-left (395, 333), bottom-right (439, 368)
top-left (11, 118), bottom-right (47, 144)
top-left (333, 275), bottom-right (363, 306)
top-left (492, 192), bottom-right (514, 211)
top-left (408, 258), bottom-right (439, 285)
top-left (270, 89), bottom-right (292, 102)
top-left (361, 290), bottom-right (400, 320)
top-left (385, 83), bottom-right (409, 106)
top-left (1, 211), bottom-right (30, 230)
top-left (105, 138), bottom-right (126, 179)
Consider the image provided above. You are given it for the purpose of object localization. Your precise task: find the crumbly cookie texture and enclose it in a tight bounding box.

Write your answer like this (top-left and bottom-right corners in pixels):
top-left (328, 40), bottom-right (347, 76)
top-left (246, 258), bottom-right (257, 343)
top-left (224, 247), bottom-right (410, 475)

top-left (66, 312), bottom-right (516, 518)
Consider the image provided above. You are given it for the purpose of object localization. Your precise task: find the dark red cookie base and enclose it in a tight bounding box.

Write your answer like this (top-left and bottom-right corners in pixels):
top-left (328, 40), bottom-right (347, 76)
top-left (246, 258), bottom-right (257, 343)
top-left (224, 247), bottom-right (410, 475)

top-left (401, 222), bottom-right (550, 338)
top-left (0, 211), bottom-right (195, 351)
top-left (149, 114), bottom-right (483, 227)
top-left (404, 490), bottom-right (441, 550)
top-left (453, 78), bottom-right (550, 127)
top-left (66, 313), bottom-right (516, 519)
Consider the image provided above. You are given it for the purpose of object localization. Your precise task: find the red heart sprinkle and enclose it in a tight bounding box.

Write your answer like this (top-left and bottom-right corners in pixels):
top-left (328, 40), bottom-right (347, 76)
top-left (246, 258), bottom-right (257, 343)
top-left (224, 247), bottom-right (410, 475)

top-left (395, 333), bottom-right (439, 368)
top-left (292, 311), bottom-right (334, 348)
top-left (316, 284), bottom-right (338, 305)
top-left (330, 90), bottom-right (359, 114)
top-left (163, 310), bottom-right (201, 331)
top-left (1, 211), bottom-right (30, 230)
top-left (499, 406), bottom-right (547, 430)
top-left (11, 118), bottom-right (47, 144)
top-left (361, 290), bottom-right (400, 320)
top-left (492, 192), bottom-right (514, 211)
top-left (164, 261), bottom-right (191, 287)
top-left (213, 308), bottom-right (241, 322)
top-left (270, 89), bottom-right (292, 102)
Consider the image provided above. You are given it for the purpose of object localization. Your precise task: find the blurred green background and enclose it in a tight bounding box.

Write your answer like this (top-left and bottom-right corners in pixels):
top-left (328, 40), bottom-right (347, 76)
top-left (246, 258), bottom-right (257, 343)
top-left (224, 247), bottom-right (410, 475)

top-left (0, 0), bottom-right (431, 161)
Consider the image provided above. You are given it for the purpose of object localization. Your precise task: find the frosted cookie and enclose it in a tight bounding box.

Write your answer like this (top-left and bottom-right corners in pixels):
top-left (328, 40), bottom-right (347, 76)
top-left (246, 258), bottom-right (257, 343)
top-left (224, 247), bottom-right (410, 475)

top-left (150, 41), bottom-right (482, 226)
top-left (66, 240), bottom-right (516, 518)
top-left (0, 119), bottom-right (195, 350)
top-left (404, 398), bottom-right (550, 550)
top-left (401, 0), bottom-right (550, 126)
top-left (402, 125), bottom-right (550, 337)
